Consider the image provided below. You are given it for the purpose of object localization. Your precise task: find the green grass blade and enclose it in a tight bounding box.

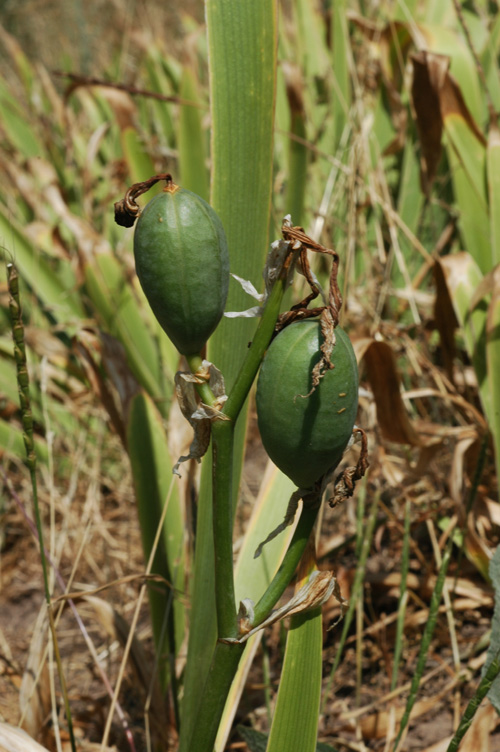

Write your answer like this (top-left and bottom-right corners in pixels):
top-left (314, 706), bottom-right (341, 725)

top-left (481, 12), bottom-right (500, 112)
top-left (480, 539), bottom-right (500, 714)
top-left (126, 391), bottom-right (186, 694)
top-left (0, 209), bottom-right (84, 322)
top-left (283, 70), bottom-right (307, 226)
top-left (441, 103), bottom-right (490, 273)
top-left (83, 253), bottom-right (170, 405)
top-left (178, 66), bottom-right (209, 200)
top-left (394, 0), bottom-right (419, 22)
top-left (395, 138), bottom-right (424, 283)
top-left (391, 498), bottom-right (411, 691)
top-left (437, 254), bottom-right (490, 417)
top-left (487, 123), bottom-right (500, 268)
top-left (487, 279), bottom-right (500, 489)
top-left (145, 54), bottom-right (177, 148)
top-left (121, 126), bottom-right (156, 185)
top-left (0, 79), bottom-right (43, 158)
top-left (331, 0), bottom-right (351, 151)
top-left (445, 126), bottom-right (489, 273)
top-left (266, 608), bottom-right (323, 752)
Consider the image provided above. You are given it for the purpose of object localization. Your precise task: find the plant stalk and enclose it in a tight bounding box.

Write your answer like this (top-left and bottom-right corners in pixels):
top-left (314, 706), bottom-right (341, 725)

top-left (8, 263), bottom-right (76, 752)
top-left (223, 273), bottom-right (290, 421)
top-left (252, 501), bottom-right (319, 626)
top-left (211, 418), bottom-right (238, 638)
top-left (183, 641), bottom-right (245, 751)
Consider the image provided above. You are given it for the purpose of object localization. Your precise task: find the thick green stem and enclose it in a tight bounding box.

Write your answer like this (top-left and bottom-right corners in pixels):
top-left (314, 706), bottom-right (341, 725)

top-left (185, 273), bottom-right (291, 640)
top-left (184, 641), bottom-right (245, 751)
top-left (211, 418), bottom-right (238, 638)
top-left (181, 498), bottom-right (319, 752)
top-left (252, 501), bottom-right (319, 627)
top-left (181, 259), bottom-right (294, 747)
top-left (223, 275), bottom-right (289, 420)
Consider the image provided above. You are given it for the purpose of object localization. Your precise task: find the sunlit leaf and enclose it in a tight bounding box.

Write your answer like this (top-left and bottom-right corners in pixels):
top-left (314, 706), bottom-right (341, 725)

top-left (266, 607), bottom-right (323, 752)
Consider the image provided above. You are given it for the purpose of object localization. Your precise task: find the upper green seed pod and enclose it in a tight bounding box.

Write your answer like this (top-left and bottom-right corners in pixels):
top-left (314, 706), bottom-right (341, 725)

top-left (133, 180), bottom-right (229, 356)
top-left (256, 320), bottom-right (358, 489)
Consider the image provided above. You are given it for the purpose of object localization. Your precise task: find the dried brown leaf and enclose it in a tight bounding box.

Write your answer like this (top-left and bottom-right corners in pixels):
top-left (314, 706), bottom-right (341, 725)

top-left (355, 338), bottom-right (421, 445)
top-left (434, 261), bottom-right (459, 380)
top-left (411, 51), bottom-right (486, 194)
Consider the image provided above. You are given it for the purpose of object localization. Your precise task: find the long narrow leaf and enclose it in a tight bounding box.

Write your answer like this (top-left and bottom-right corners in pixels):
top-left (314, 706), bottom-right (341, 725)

top-left (83, 253), bottom-right (170, 405)
top-left (178, 66), bottom-right (209, 200)
top-left (206, 0), bottom-right (277, 386)
top-left (486, 272), bottom-right (500, 488)
top-left (487, 122), bottom-right (500, 268)
top-left (215, 465), bottom-right (297, 750)
top-left (266, 608), bottom-right (323, 752)
top-left (0, 209), bottom-right (83, 322)
top-left (331, 0), bottom-right (351, 152)
top-left (179, 2), bottom-right (277, 744)
top-left (438, 254), bottom-right (490, 417)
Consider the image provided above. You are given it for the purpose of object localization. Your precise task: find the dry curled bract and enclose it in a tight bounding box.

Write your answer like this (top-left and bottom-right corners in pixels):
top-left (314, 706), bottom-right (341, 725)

top-left (276, 222), bottom-right (343, 392)
top-left (173, 360), bottom-right (228, 475)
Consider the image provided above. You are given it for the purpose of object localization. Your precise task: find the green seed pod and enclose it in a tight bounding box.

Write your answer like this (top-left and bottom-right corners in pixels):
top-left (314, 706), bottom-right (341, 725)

top-left (133, 180), bottom-right (229, 356)
top-left (256, 320), bottom-right (358, 489)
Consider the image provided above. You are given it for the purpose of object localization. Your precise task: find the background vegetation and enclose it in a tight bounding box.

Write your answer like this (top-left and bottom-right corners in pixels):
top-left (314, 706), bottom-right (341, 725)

top-left (0, 1), bottom-right (500, 750)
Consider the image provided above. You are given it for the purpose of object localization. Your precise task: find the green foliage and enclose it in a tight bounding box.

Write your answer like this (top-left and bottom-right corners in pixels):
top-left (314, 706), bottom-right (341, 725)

top-left (1, 1), bottom-right (500, 750)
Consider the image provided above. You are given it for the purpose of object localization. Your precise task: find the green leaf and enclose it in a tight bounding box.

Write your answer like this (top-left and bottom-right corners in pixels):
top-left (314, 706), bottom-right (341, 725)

top-left (0, 79), bottom-right (43, 159)
top-left (267, 608), bottom-right (323, 752)
top-left (481, 12), bottom-right (500, 112)
top-left (488, 123), bottom-right (500, 268)
top-left (444, 122), bottom-right (489, 273)
top-left (179, 2), bottom-right (277, 746)
top-left (394, 136), bottom-right (424, 285)
top-left (178, 66), bottom-right (209, 200)
top-left (486, 272), bottom-right (500, 488)
top-left (394, 0), bottom-right (419, 22)
top-left (215, 467), bottom-right (297, 750)
top-left (0, 209), bottom-right (84, 322)
top-left (83, 252), bottom-right (172, 405)
top-left (237, 725), bottom-right (340, 752)
top-left (121, 126), bottom-right (156, 185)
top-left (437, 254), bottom-right (490, 417)
top-left (330, 0), bottom-right (351, 152)
top-left (206, 0), bottom-right (277, 387)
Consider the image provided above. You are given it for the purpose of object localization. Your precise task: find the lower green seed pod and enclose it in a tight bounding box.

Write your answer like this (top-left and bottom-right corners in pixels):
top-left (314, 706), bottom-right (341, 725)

top-left (133, 179), bottom-right (229, 356)
top-left (256, 320), bottom-right (358, 489)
